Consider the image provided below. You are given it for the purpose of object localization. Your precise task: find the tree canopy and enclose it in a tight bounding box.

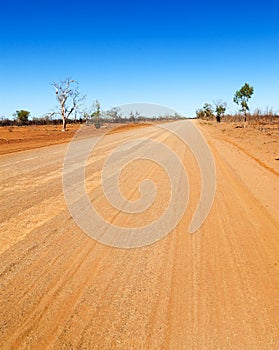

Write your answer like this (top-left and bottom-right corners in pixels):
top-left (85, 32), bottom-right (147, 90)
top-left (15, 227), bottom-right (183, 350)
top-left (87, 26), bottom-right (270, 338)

top-left (15, 110), bottom-right (30, 124)
top-left (233, 83), bottom-right (254, 116)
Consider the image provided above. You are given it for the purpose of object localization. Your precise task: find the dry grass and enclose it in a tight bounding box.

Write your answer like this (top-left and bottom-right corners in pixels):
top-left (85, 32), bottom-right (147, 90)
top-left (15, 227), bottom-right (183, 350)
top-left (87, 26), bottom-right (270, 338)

top-left (222, 114), bottom-right (279, 133)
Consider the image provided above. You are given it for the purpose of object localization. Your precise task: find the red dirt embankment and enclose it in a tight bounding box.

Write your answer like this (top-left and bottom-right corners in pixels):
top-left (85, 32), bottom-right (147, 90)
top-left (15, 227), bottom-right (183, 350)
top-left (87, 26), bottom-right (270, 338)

top-left (0, 123), bottom-right (153, 155)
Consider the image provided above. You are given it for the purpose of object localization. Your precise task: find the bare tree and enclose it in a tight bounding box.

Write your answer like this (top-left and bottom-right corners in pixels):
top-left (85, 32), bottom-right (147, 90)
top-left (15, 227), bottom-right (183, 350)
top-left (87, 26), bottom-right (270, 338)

top-left (51, 77), bottom-right (84, 131)
top-left (106, 107), bottom-right (122, 123)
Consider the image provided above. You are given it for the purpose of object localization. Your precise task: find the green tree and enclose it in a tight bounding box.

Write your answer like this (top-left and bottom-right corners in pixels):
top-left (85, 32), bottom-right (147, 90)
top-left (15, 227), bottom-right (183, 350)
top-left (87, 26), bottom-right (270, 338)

top-left (15, 110), bottom-right (30, 124)
top-left (214, 101), bottom-right (226, 123)
top-left (203, 103), bottom-right (214, 121)
top-left (196, 103), bottom-right (214, 120)
top-left (233, 83), bottom-right (254, 121)
top-left (196, 108), bottom-right (206, 119)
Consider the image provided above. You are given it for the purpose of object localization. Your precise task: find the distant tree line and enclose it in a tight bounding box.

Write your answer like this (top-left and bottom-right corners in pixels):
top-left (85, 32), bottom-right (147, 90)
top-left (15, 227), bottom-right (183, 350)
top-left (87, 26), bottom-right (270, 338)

top-left (0, 109), bottom-right (185, 128)
top-left (0, 77), bottom-right (186, 129)
top-left (0, 114), bottom-right (85, 127)
top-left (0, 112), bottom-right (185, 127)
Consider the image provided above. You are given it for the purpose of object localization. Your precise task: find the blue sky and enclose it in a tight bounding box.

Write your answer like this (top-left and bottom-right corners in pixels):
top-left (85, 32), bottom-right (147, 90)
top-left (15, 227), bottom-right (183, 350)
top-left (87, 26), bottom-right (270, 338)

top-left (0, 0), bottom-right (278, 118)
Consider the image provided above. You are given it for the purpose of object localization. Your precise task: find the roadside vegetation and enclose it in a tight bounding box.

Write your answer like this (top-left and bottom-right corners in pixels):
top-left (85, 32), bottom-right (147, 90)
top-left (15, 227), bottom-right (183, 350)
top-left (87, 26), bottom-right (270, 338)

top-left (196, 83), bottom-right (279, 132)
top-left (1, 81), bottom-right (278, 133)
top-left (0, 77), bottom-right (185, 130)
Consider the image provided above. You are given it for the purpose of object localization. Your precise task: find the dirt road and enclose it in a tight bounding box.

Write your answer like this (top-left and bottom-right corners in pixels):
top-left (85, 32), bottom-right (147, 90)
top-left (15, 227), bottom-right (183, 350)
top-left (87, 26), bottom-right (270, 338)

top-left (0, 121), bottom-right (278, 349)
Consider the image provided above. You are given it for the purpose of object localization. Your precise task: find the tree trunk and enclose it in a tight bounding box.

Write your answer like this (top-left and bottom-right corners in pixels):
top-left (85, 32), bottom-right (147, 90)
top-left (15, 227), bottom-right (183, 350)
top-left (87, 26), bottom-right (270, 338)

top-left (62, 117), bottom-right (67, 131)
top-left (244, 111), bottom-right (247, 128)
top-left (62, 106), bottom-right (67, 131)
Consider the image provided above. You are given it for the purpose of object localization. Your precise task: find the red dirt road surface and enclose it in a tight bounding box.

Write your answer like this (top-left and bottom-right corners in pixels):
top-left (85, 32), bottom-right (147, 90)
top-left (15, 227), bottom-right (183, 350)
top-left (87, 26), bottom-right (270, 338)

top-left (0, 120), bottom-right (278, 349)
